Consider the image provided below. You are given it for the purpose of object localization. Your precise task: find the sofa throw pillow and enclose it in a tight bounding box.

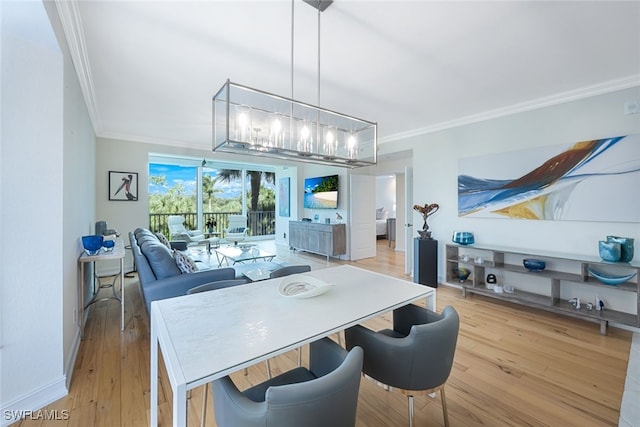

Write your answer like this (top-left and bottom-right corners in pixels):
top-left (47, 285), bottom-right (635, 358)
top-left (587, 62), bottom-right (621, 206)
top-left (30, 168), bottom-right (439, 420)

top-left (155, 232), bottom-right (171, 248)
top-left (228, 227), bottom-right (246, 233)
top-left (174, 250), bottom-right (199, 274)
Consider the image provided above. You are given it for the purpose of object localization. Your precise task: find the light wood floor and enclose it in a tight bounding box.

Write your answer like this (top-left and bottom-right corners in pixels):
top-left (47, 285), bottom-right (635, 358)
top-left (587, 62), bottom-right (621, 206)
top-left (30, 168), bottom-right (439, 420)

top-left (14, 240), bottom-right (632, 426)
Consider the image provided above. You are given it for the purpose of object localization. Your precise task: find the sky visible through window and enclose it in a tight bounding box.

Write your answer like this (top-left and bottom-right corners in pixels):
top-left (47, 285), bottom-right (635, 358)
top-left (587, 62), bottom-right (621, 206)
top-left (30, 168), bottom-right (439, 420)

top-left (148, 163), bottom-right (274, 199)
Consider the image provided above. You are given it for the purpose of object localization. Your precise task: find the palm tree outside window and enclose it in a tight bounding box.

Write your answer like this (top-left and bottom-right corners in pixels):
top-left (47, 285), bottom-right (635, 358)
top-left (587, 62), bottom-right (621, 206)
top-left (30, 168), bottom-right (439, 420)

top-left (214, 169), bottom-right (275, 237)
top-left (149, 160), bottom-right (275, 239)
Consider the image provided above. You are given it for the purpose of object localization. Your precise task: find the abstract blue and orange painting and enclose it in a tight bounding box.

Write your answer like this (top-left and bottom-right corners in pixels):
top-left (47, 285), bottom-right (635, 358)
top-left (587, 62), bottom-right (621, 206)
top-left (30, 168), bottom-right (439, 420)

top-left (458, 134), bottom-right (640, 222)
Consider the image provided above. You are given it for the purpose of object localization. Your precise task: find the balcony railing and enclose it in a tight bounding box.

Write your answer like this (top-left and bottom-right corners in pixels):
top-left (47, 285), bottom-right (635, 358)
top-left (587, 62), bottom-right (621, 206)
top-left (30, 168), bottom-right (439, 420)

top-left (149, 211), bottom-right (275, 239)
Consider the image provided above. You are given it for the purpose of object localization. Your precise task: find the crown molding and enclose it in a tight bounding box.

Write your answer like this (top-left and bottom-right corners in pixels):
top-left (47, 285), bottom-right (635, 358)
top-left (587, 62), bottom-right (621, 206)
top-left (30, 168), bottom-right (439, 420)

top-left (98, 131), bottom-right (210, 152)
top-left (380, 75), bottom-right (640, 145)
top-left (55, 0), bottom-right (102, 134)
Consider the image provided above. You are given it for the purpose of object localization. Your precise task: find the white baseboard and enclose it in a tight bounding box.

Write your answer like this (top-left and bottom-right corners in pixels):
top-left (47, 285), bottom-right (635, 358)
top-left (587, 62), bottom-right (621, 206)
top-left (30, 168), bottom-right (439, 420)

top-left (1, 377), bottom-right (68, 427)
top-left (0, 330), bottom-right (79, 427)
top-left (64, 328), bottom-right (82, 389)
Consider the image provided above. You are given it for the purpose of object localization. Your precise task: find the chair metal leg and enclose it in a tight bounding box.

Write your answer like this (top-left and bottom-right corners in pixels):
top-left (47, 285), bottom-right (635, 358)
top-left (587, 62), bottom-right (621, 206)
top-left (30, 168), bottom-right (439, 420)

top-left (200, 383), bottom-right (208, 427)
top-left (441, 387), bottom-right (450, 427)
top-left (243, 362), bottom-right (271, 378)
top-left (265, 359), bottom-right (272, 379)
top-left (407, 395), bottom-right (414, 427)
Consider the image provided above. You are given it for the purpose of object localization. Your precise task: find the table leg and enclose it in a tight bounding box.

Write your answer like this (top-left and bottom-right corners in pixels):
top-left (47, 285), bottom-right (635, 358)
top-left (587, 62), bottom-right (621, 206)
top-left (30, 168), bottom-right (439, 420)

top-left (215, 251), bottom-right (226, 268)
top-left (426, 292), bottom-right (436, 311)
top-left (79, 261), bottom-right (85, 339)
top-left (174, 384), bottom-right (188, 427)
top-left (120, 258), bottom-right (125, 331)
top-left (151, 320), bottom-right (158, 427)
top-left (125, 244), bottom-right (136, 278)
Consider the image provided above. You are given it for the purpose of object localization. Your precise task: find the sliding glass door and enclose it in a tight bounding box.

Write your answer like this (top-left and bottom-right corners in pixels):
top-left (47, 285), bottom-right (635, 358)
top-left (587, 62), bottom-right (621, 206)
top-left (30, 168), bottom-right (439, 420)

top-left (148, 159), bottom-right (275, 239)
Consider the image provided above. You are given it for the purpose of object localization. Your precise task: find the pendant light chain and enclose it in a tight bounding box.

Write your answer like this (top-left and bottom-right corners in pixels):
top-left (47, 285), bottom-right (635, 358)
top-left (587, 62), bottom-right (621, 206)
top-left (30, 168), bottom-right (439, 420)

top-left (316, 2), bottom-right (321, 151)
top-left (212, 0), bottom-right (377, 168)
top-left (290, 0), bottom-right (295, 151)
top-left (291, 0), bottom-right (295, 100)
top-left (317, 3), bottom-right (321, 107)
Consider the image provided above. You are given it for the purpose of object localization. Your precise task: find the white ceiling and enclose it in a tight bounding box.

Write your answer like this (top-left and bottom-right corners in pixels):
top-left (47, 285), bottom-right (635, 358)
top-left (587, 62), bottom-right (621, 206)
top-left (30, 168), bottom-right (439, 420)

top-left (57, 1), bottom-right (640, 150)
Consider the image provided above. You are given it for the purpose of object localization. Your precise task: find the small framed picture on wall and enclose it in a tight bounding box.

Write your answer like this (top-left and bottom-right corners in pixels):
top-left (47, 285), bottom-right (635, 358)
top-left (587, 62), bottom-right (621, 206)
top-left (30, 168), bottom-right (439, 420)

top-left (109, 171), bottom-right (138, 201)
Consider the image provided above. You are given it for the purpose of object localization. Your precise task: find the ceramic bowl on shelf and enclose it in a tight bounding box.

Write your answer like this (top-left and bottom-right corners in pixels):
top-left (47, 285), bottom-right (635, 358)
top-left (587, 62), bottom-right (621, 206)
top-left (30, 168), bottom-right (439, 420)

top-left (82, 235), bottom-right (104, 255)
top-left (523, 258), bottom-right (546, 271)
top-left (598, 240), bottom-right (621, 262)
top-left (587, 267), bottom-right (637, 286)
top-left (452, 231), bottom-right (474, 245)
top-left (453, 267), bottom-right (471, 283)
top-left (606, 235), bottom-right (634, 262)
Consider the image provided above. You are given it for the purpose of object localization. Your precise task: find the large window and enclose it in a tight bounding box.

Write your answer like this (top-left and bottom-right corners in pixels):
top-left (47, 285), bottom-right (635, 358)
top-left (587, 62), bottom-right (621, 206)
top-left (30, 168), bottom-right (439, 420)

top-left (148, 158), bottom-right (275, 239)
top-left (246, 169), bottom-right (276, 236)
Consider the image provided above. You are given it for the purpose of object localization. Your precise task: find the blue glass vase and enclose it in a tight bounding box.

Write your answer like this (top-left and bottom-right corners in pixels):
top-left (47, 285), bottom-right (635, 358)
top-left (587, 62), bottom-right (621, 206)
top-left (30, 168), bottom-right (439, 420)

top-left (607, 236), bottom-right (634, 262)
top-left (598, 240), bottom-right (621, 262)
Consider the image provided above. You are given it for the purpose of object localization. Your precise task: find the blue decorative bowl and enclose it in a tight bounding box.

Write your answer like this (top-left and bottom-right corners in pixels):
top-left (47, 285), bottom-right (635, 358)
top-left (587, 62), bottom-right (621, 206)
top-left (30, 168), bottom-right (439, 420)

top-left (606, 236), bottom-right (634, 262)
top-left (599, 240), bottom-right (621, 262)
top-left (102, 239), bottom-right (115, 251)
top-left (452, 231), bottom-right (474, 245)
top-left (453, 267), bottom-right (471, 283)
top-left (588, 268), bottom-right (637, 286)
top-left (82, 235), bottom-right (104, 255)
top-left (523, 259), bottom-right (546, 271)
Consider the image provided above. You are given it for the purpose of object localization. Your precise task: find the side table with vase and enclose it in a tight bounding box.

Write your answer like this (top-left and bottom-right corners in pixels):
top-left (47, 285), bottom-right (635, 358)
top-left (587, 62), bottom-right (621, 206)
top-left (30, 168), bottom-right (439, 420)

top-left (78, 237), bottom-right (126, 338)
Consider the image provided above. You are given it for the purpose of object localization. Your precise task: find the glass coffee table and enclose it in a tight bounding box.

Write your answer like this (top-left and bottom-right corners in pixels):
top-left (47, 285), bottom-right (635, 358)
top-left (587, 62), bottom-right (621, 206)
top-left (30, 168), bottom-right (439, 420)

top-left (213, 244), bottom-right (276, 267)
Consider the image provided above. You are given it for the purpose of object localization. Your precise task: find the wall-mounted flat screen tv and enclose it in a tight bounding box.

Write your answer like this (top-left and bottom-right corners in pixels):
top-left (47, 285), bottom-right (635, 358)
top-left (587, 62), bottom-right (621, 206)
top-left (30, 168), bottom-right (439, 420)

top-left (304, 175), bottom-right (339, 209)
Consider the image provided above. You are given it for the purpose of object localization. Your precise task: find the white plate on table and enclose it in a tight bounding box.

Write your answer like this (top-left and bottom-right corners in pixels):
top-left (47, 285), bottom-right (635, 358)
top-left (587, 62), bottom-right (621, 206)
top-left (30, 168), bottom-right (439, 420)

top-left (278, 274), bottom-right (335, 299)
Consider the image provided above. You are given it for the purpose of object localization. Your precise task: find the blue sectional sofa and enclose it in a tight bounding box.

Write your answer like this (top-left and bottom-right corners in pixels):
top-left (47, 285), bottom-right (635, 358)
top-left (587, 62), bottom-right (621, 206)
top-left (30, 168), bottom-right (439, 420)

top-left (130, 228), bottom-right (244, 312)
top-left (129, 227), bottom-right (286, 312)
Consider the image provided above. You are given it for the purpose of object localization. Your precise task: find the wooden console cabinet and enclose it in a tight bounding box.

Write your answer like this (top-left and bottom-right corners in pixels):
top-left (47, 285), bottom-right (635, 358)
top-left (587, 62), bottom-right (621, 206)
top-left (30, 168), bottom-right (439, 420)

top-left (289, 221), bottom-right (346, 260)
top-left (446, 243), bottom-right (640, 335)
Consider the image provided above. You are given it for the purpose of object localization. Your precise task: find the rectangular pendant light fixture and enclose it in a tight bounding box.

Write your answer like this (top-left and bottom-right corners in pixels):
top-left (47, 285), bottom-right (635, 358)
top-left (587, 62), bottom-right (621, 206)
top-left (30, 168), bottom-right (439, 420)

top-left (212, 80), bottom-right (377, 168)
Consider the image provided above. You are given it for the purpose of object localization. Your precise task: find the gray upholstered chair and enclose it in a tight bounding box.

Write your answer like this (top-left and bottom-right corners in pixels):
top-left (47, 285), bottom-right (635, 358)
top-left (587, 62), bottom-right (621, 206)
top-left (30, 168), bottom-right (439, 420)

top-left (186, 279), bottom-right (249, 294)
top-left (212, 337), bottom-right (364, 427)
top-left (345, 304), bottom-right (459, 427)
top-left (269, 264), bottom-right (311, 278)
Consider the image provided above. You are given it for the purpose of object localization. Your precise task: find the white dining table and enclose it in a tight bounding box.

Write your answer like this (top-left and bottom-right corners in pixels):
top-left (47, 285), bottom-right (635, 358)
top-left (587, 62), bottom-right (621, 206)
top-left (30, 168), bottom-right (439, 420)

top-left (150, 264), bottom-right (436, 426)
